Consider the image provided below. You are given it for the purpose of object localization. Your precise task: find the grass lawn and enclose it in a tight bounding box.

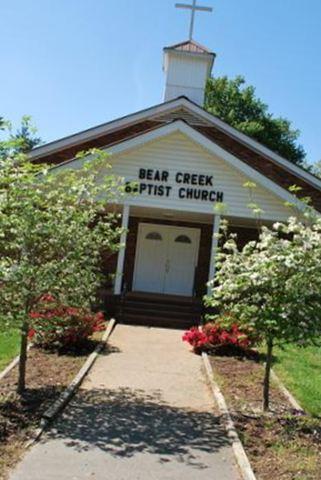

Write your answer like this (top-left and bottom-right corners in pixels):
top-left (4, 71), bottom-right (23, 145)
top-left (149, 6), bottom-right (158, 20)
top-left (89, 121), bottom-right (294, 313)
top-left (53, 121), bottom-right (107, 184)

top-left (0, 328), bottom-right (20, 372)
top-left (273, 344), bottom-right (321, 416)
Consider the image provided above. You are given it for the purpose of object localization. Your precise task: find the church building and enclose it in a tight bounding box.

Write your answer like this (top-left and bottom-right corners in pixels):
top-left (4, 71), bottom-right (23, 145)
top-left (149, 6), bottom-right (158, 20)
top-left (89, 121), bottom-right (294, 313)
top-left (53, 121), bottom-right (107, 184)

top-left (30, 9), bottom-right (321, 328)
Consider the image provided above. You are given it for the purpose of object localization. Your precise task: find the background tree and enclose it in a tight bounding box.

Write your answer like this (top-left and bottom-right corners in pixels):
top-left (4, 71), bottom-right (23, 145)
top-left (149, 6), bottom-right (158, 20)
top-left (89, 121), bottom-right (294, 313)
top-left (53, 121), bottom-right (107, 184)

top-left (205, 76), bottom-right (306, 167)
top-left (311, 159), bottom-right (321, 179)
top-left (0, 116), bottom-right (41, 157)
top-left (11, 115), bottom-right (42, 153)
top-left (206, 211), bottom-right (321, 411)
top-left (0, 127), bottom-right (123, 393)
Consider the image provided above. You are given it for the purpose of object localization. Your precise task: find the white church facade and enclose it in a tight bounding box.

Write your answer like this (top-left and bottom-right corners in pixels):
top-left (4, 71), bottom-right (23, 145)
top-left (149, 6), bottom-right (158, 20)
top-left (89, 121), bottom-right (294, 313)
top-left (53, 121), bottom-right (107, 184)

top-left (30, 38), bottom-right (321, 328)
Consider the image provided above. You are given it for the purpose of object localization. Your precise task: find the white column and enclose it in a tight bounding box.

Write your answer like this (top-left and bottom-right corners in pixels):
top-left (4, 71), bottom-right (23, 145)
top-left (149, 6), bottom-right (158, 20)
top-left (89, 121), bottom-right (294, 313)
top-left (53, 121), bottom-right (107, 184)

top-left (114, 204), bottom-right (130, 295)
top-left (207, 215), bottom-right (221, 296)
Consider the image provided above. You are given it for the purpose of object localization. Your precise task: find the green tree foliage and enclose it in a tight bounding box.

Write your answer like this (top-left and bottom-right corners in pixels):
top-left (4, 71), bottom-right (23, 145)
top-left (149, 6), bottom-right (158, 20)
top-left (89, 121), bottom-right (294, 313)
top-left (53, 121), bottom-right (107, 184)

top-left (0, 125), bottom-right (124, 393)
top-left (0, 116), bottom-right (41, 157)
top-left (311, 160), bottom-right (321, 179)
top-left (205, 76), bottom-right (306, 166)
top-left (12, 115), bottom-right (42, 153)
top-left (206, 208), bottom-right (321, 411)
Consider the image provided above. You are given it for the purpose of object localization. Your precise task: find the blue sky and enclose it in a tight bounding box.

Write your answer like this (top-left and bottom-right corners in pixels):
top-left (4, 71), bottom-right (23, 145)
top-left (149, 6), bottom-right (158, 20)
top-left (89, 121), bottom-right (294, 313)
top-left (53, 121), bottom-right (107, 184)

top-left (1, 0), bottom-right (320, 164)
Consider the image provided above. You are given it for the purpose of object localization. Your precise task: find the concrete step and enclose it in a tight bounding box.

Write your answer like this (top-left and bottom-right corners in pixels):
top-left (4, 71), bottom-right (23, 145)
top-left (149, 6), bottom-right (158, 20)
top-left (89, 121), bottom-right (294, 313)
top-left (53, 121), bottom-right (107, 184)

top-left (121, 313), bottom-right (195, 329)
top-left (123, 305), bottom-right (200, 319)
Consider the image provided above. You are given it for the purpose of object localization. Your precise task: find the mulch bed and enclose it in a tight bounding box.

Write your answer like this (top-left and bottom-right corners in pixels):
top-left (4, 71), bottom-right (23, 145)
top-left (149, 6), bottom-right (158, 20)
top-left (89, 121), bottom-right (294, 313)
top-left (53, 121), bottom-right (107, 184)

top-left (0, 342), bottom-right (98, 480)
top-left (209, 354), bottom-right (321, 480)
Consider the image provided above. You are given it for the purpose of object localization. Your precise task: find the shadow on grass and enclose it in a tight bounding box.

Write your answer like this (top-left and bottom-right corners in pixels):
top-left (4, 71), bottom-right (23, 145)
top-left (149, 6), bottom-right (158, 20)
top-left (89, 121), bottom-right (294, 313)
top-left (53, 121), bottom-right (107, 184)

top-left (46, 387), bottom-right (230, 469)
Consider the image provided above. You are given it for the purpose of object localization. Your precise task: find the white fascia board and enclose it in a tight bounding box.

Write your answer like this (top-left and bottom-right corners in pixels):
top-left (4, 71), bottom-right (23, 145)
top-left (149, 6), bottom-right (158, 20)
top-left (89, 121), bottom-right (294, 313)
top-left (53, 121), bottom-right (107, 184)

top-left (30, 95), bottom-right (321, 193)
top-left (177, 98), bottom-right (321, 192)
top-left (29, 98), bottom-right (190, 160)
top-left (55, 119), bottom-right (306, 212)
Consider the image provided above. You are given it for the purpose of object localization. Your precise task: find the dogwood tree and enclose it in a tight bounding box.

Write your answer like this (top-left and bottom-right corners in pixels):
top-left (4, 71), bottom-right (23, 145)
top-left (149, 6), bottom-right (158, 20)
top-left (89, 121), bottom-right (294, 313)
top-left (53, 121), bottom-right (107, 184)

top-left (207, 212), bottom-right (321, 411)
top-left (0, 130), bottom-right (123, 393)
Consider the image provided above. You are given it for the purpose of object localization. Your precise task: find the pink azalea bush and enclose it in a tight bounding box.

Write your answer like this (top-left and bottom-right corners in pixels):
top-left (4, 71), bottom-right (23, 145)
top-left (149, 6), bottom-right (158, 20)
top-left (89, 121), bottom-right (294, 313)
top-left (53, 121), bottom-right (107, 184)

top-left (183, 319), bottom-right (258, 354)
top-left (29, 294), bottom-right (106, 350)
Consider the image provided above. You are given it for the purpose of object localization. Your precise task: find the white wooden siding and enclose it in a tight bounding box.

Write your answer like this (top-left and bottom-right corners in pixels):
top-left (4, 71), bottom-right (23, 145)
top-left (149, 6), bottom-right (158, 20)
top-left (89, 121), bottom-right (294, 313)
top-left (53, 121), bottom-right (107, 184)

top-left (107, 131), bottom-right (291, 221)
top-left (164, 53), bottom-right (210, 105)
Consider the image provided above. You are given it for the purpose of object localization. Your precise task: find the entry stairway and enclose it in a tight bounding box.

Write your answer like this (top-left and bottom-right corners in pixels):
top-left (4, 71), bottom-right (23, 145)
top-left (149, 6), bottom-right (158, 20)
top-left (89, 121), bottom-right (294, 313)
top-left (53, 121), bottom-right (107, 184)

top-left (116, 292), bottom-right (203, 329)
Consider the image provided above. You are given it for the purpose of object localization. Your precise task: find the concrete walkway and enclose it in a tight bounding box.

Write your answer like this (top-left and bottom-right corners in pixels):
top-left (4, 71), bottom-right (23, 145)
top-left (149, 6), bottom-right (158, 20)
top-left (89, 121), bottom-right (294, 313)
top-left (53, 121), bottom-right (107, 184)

top-left (10, 325), bottom-right (241, 480)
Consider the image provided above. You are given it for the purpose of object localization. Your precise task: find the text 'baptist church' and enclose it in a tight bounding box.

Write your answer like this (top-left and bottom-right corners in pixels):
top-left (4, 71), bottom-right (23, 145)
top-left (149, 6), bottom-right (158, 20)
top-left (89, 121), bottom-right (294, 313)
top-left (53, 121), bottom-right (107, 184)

top-left (125, 168), bottom-right (224, 203)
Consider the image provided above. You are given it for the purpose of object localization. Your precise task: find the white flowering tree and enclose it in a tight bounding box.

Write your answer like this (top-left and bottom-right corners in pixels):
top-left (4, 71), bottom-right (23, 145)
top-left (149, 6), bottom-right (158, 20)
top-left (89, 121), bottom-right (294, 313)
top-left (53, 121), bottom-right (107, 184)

top-left (0, 127), bottom-right (123, 394)
top-left (207, 211), bottom-right (321, 411)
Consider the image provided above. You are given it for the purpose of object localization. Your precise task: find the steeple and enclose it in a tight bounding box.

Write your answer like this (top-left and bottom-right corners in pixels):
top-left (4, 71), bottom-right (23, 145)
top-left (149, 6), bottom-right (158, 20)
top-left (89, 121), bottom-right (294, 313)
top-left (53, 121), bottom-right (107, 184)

top-left (163, 1), bottom-right (215, 106)
top-left (163, 40), bottom-right (216, 106)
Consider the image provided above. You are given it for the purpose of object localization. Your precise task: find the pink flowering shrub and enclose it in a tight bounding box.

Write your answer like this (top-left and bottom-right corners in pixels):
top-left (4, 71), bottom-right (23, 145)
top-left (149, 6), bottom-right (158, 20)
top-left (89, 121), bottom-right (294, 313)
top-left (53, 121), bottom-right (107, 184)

top-left (183, 318), bottom-right (258, 354)
top-left (182, 328), bottom-right (209, 353)
top-left (29, 294), bottom-right (106, 350)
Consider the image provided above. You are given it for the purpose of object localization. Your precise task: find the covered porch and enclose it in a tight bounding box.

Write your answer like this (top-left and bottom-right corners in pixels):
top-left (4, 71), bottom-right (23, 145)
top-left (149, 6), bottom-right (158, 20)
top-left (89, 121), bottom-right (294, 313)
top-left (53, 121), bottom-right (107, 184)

top-left (102, 204), bottom-right (260, 328)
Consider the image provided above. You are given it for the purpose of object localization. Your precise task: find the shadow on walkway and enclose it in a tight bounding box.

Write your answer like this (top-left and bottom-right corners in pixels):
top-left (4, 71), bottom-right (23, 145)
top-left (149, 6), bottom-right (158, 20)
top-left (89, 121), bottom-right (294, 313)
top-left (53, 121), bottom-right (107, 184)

top-left (47, 387), bottom-right (230, 469)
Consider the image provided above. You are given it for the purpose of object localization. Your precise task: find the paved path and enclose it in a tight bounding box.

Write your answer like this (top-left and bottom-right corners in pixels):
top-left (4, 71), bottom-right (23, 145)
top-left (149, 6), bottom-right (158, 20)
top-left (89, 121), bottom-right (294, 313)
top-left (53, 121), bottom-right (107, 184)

top-left (10, 325), bottom-right (241, 480)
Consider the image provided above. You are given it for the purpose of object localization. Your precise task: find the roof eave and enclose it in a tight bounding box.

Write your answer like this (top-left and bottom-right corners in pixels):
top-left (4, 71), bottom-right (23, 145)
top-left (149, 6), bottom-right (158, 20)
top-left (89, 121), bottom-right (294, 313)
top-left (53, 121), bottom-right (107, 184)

top-left (29, 96), bottom-right (321, 193)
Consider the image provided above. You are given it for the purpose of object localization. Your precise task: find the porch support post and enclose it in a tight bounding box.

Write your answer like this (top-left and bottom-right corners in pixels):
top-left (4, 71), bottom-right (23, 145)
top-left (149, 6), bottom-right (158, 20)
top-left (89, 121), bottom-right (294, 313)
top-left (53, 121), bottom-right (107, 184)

top-left (114, 204), bottom-right (130, 295)
top-left (207, 215), bottom-right (221, 296)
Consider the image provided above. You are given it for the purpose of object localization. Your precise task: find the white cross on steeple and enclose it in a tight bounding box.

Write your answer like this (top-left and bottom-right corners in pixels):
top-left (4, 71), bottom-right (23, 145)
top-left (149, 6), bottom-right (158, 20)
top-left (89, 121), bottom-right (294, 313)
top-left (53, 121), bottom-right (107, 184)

top-left (175, 0), bottom-right (213, 40)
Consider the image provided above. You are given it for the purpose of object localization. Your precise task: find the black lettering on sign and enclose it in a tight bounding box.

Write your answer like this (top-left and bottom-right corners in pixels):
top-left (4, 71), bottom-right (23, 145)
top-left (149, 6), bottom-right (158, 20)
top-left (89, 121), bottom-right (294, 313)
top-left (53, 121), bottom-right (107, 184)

top-left (139, 168), bottom-right (169, 182)
top-left (206, 176), bottom-right (213, 186)
top-left (201, 191), bottom-right (209, 201)
top-left (193, 190), bottom-right (201, 200)
top-left (199, 175), bottom-right (205, 186)
top-left (146, 169), bottom-right (154, 180)
top-left (183, 173), bottom-right (191, 184)
top-left (209, 191), bottom-right (216, 202)
top-left (191, 174), bottom-right (198, 185)
top-left (162, 171), bottom-right (169, 182)
top-left (153, 170), bottom-right (161, 181)
top-left (130, 170), bottom-right (224, 203)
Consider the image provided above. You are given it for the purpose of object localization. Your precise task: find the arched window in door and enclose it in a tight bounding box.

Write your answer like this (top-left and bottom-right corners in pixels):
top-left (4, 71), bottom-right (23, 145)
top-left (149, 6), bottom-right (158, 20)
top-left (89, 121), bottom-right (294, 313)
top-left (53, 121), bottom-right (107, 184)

top-left (145, 232), bottom-right (162, 241)
top-left (175, 234), bottom-right (192, 244)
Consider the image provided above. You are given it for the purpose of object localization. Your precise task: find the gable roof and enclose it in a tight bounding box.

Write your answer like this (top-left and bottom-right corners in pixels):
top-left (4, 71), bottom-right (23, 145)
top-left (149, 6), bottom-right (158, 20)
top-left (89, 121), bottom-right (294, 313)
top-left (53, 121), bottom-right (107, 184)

top-left (53, 119), bottom-right (304, 215)
top-left (164, 40), bottom-right (214, 55)
top-left (30, 96), bottom-right (321, 212)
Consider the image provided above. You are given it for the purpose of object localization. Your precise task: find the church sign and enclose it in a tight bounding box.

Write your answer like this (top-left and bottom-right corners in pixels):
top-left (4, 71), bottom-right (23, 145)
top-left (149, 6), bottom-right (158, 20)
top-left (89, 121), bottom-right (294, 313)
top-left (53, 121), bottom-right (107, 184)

top-left (125, 168), bottom-right (224, 203)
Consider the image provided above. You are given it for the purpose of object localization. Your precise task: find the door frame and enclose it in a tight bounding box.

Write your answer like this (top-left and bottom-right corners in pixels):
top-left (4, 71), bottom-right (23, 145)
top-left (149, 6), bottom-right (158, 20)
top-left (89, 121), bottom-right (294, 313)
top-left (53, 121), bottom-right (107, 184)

top-left (132, 222), bottom-right (201, 296)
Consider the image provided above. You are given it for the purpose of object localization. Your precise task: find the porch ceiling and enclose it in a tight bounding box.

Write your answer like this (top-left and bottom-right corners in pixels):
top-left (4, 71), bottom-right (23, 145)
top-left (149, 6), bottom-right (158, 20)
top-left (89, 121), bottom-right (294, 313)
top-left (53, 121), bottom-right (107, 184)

top-left (106, 204), bottom-right (266, 228)
top-left (128, 205), bottom-right (213, 224)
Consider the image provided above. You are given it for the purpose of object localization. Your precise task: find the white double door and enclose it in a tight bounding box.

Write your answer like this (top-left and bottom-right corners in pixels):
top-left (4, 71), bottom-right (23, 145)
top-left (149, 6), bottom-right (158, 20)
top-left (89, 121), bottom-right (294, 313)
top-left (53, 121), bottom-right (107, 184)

top-left (133, 223), bottom-right (200, 297)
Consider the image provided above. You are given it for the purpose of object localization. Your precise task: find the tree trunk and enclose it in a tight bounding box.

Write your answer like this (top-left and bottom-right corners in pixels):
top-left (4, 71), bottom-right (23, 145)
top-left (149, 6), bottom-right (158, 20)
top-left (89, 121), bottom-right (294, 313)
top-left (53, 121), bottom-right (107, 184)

top-left (263, 338), bottom-right (273, 411)
top-left (17, 320), bottom-right (29, 394)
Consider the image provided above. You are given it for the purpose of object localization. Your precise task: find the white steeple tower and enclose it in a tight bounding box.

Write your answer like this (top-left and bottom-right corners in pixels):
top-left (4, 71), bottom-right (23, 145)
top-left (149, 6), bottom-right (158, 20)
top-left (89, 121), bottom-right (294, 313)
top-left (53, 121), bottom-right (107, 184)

top-left (163, 1), bottom-right (216, 106)
top-left (163, 40), bottom-right (215, 105)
